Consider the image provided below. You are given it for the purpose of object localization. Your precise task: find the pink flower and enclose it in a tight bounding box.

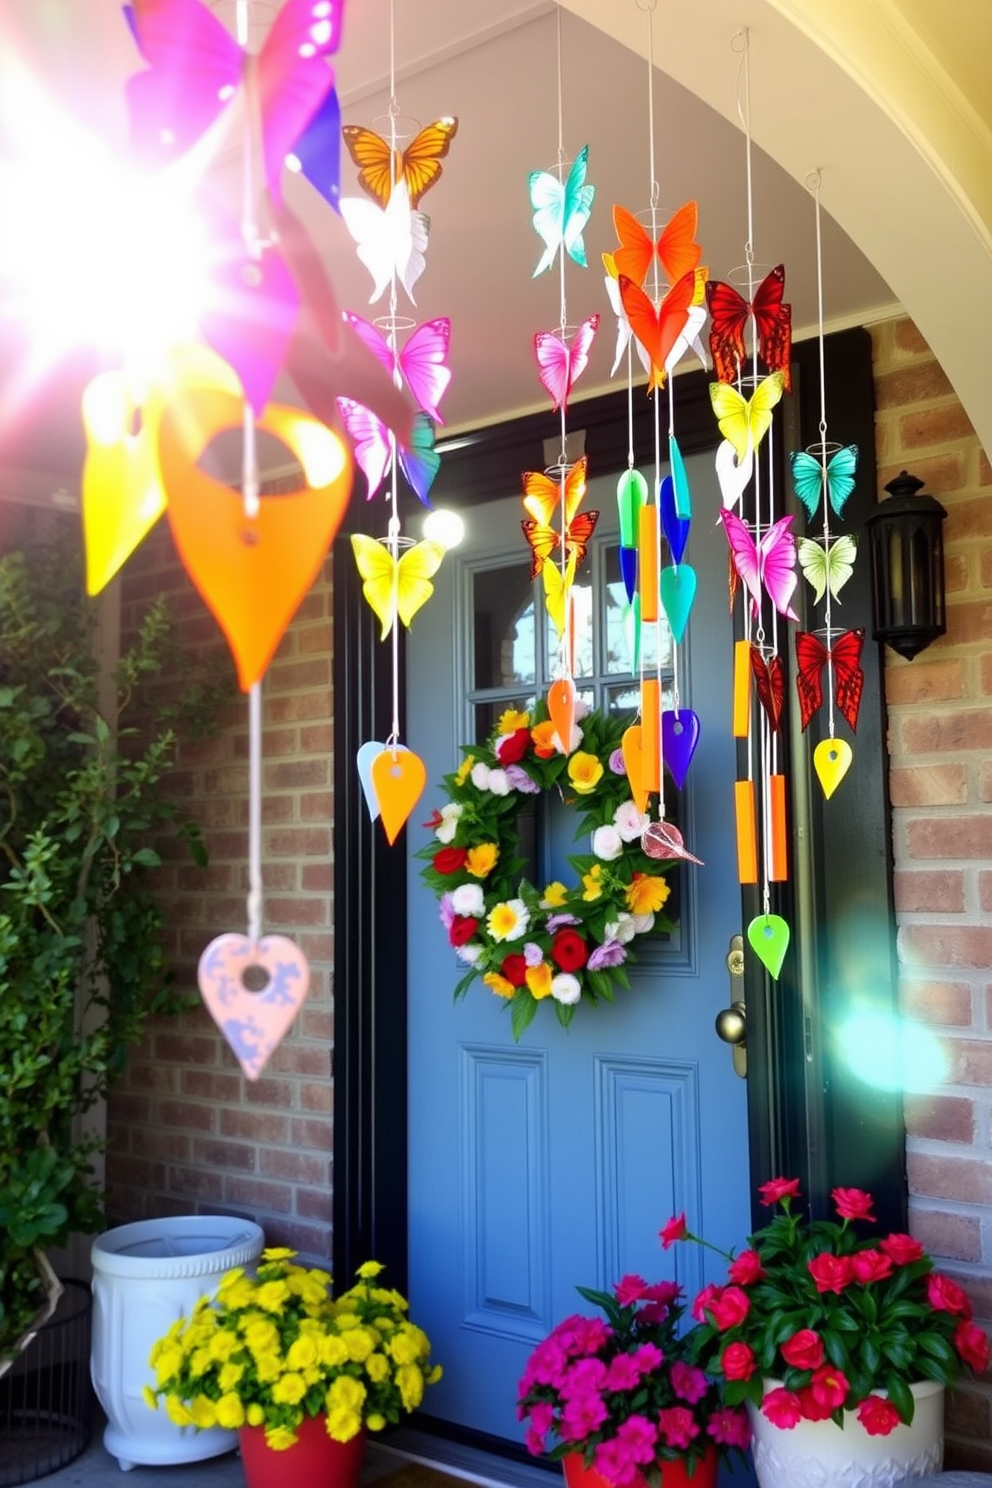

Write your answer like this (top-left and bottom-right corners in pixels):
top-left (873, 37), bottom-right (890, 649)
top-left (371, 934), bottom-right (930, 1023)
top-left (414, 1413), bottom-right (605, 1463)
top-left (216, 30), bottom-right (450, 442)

top-left (928, 1273), bottom-right (973, 1318)
top-left (810, 1364), bottom-right (849, 1410)
top-left (561, 1357), bottom-right (608, 1398)
top-left (707, 1407), bottom-right (751, 1449)
top-left (880, 1233), bottom-right (925, 1266)
top-left (780, 1329), bottom-right (824, 1371)
top-left (670, 1361), bottom-right (709, 1403)
top-left (851, 1248), bottom-right (893, 1285)
top-left (721, 1341), bottom-right (757, 1381)
top-left (594, 1433), bottom-right (647, 1487)
top-left (525, 1426), bottom-right (547, 1456)
top-left (560, 1391), bottom-right (608, 1442)
top-left (728, 1249), bottom-right (764, 1286)
top-left (761, 1387), bottom-right (803, 1429)
top-left (808, 1253), bottom-right (854, 1294)
top-left (856, 1395), bottom-right (902, 1437)
top-left (832, 1186), bottom-right (875, 1222)
top-left (659, 1213), bottom-right (688, 1250)
top-left (797, 1387), bottom-right (835, 1422)
top-left (614, 1273), bottom-right (648, 1306)
top-left (691, 1284), bottom-right (720, 1324)
top-left (616, 1414), bottom-right (659, 1460)
top-left (758, 1177), bottom-right (801, 1206)
top-left (954, 1319), bottom-right (991, 1373)
top-left (707, 1285), bottom-right (750, 1331)
top-left (657, 1406), bottom-right (700, 1450)
top-left (630, 1342), bottom-right (663, 1376)
top-left (604, 1354), bottom-right (643, 1391)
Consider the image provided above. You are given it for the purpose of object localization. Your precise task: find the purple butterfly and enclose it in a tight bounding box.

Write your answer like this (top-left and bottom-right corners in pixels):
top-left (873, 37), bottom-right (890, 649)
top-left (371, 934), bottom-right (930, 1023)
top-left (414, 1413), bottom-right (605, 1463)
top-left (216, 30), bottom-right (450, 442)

top-left (719, 509), bottom-right (799, 621)
top-left (337, 398), bottom-right (440, 506)
top-left (343, 313), bottom-right (451, 424)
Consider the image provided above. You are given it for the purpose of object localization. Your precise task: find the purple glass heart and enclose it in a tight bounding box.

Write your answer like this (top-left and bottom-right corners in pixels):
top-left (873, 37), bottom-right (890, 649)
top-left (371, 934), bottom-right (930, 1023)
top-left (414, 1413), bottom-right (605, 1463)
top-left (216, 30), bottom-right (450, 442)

top-left (660, 473), bottom-right (690, 565)
top-left (662, 708), bottom-right (700, 790)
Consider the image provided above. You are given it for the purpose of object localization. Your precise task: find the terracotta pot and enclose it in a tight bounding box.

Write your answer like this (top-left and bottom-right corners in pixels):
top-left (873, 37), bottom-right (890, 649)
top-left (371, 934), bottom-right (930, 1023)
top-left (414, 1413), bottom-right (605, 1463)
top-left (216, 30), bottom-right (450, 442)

top-left (239, 1416), bottom-right (365, 1488)
top-left (747, 1378), bottom-right (944, 1488)
top-left (562, 1444), bottom-right (720, 1488)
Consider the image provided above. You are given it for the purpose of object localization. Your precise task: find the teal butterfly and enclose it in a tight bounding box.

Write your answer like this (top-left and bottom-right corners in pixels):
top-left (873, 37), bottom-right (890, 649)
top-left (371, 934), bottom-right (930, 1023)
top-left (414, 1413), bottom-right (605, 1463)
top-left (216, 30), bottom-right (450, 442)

top-left (797, 534), bottom-right (858, 604)
top-left (790, 444), bottom-right (859, 519)
top-left (529, 144), bottom-right (595, 276)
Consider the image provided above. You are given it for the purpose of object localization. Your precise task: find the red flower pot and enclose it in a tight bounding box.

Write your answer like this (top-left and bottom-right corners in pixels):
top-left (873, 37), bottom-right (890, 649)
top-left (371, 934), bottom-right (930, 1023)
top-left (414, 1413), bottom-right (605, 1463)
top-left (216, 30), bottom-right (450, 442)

top-left (562, 1445), bottom-right (719, 1488)
top-left (239, 1416), bottom-right (365, 1488)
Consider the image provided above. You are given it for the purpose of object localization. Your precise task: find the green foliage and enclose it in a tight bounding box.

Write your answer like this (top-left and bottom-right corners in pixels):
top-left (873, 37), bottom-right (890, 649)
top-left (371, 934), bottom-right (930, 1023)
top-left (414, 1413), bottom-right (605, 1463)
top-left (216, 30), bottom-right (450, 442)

top-left (0, 543), bottom-right (220, 1361)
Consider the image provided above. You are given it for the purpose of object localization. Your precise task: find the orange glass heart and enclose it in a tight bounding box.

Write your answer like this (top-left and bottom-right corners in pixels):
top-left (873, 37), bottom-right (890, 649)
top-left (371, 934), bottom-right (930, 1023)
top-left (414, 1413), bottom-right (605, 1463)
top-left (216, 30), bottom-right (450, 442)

top-left (371, 747), bottom-right (427, 845)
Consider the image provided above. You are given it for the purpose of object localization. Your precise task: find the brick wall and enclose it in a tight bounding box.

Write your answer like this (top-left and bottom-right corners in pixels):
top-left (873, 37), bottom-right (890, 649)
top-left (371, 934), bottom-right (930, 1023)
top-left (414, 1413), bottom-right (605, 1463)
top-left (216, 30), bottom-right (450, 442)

top-left (872, 316), bottom-right (992, 1468)
top-left (106, 520), bottom-right (336, 1260)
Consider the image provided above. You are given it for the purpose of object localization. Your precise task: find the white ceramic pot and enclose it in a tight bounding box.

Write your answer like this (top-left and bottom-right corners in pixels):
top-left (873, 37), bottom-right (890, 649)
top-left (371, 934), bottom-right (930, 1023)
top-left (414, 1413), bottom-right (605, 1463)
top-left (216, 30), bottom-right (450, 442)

top-left (747, 1378), bottom-right (944, 1488)
top-left (90, 1215), bottom-right (265, 1471)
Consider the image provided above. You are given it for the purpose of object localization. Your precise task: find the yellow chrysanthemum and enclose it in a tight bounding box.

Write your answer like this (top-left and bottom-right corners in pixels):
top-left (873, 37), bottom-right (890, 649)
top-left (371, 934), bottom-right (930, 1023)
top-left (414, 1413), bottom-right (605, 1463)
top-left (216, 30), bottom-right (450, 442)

top-left (397, 1362), bottom-right (425, 1411)
top-left (189, 1346), bottom-right (213, 1379)
top-left (142, 1385), bottom-right (158, 1411)
top-left (254, 1350), bottom-right (283, 1383)
top-left (319, 1334), bottom-right (350, 1367)
top-left (254, 1280), bottom-right (290, 1313)
top-left (454, 754), bottom-right (475, 785)
top-left (208, 1328), bottom-right (240, 1363)
top-left (219, 1361), bottom-right (245, 1393)
top-left (215, 1393), bottom-right (246, 1430)
top-left (540, 881), bottom-right (568, 908)
top-left (286, 1335), bottom-right (319, 1372)
top-left (525, 962), bottom-right (553, 999)
top-left (466, 842), bottom-right (499, 878)
top-left (334, 1311), bottom-right (359, 1331)
top-left (567, 751), bottom-right (603, 794)
top-left (388, 1325), bottom-right (430, 1363)
top-left (190, 1395), bottom-right (218, 1429)
top-left (243, 1319), bottom-right (280, 1354)
top-left (328, 1375), bottom-right (367, 1412)
top-left (165, 1395), bottom-right (193, 1427)
top-left (343, 1326), bottom-right (377, 1363)
top-left (261, 1247), bottom-right (297, 1262)
top-left (153, 1344), bottom-right (183, 1386)
top-left (366, 1352), bottom-right (390, 1382)
top-left (483, 972), bottom-right (515, 999)
top-left (326, 1407), bottom-right (362, 1442)
top-left (246, 1404), bottom-right (265, 1427)
top-left (428, 1363), bottom-right (444, 1384)
top-left (366, 1412), bottom-right (387, 1432)
top-left (357, 1260), bottom-right (384, 1279)
top-left (217, 1276), bottom-right (255, 1309)
top-left (264, 1425), bottom-right (299, 1452)
top-left (626, 872), bottom-right (671, 916)
top-left (272, 1373), bottom-right (307, 1405)
top-left (582, 864), bottom-right (604, 901)
top-left (498, 709), bottom-right (530, 734)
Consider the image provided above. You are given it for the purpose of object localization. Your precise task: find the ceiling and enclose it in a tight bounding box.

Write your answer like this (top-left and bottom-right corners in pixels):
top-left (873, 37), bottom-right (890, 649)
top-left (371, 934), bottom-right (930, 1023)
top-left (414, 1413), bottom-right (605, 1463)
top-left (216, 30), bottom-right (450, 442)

top-left (0, 0), bottom-right (982, 502)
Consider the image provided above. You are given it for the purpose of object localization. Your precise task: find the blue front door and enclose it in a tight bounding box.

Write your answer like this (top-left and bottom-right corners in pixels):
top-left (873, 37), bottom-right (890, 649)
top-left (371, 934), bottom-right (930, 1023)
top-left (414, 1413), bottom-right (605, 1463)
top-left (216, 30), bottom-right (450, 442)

top-left (406, 453), bottom-right (751, 1447)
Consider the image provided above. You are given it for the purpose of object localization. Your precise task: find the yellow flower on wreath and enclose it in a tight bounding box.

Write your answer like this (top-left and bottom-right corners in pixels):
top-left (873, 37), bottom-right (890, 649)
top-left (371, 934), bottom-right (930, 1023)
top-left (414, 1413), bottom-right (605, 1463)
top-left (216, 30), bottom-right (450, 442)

top-left (466, 843), bottom-right (498, 878)
top-left (498, 708), bottom-right (530, 733)
top-left (455, 754), bottom-right (475, 785)
top-left (582, 864), bottom-right (604, 901)
top-left (525, 962), bottom-right (553, 999)
top-left (567, 751), bottom-right (603, 794)
top-left (626, 872), bottom-right (671, 916)
top-left (541, 881), bottom-right (568, 908)
top-left (483, 971), bottom-right (515, 999)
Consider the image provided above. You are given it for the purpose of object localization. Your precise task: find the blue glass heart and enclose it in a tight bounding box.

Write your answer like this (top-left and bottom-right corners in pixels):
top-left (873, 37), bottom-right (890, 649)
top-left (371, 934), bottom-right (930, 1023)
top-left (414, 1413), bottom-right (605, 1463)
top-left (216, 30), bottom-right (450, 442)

top-left (619, 545), bottom-right (638, 604)
top-left (661, 708), bottom-right (700, 789)
top-left (659, 563), bottom-right (696, 642)
top-left (659, 474), bottom-right (690, 565)
top-left (669, 433), bottom-right (691, 518)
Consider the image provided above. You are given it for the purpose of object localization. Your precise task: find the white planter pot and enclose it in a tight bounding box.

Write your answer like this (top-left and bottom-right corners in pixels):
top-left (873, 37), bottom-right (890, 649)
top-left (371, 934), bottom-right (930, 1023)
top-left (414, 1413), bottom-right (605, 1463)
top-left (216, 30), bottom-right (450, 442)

top-left (747, 1379), bottom-right (944, 1488)
top-left (90, 1215), bottom-right (265, 1471)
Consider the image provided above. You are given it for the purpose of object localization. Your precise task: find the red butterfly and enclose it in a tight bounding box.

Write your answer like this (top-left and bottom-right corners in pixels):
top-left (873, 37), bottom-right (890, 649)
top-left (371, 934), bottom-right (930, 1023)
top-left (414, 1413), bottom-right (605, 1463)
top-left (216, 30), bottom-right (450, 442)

top-left (750, 647), bottom-right (785, 732)
top-left (794, 629), bottom-right (865, 732)
top-left (706, 265), bottom-right (792, 390)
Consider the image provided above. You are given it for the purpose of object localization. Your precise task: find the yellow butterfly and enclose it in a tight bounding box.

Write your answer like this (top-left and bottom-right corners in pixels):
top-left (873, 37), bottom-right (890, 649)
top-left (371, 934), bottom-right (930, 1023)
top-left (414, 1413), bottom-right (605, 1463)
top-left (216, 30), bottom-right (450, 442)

top-left (709, 372), bottom-right (785, 463)
top-left (541, 552), bottom-right (577, 639)
top-left (350, 535), bottom-right (445, 639)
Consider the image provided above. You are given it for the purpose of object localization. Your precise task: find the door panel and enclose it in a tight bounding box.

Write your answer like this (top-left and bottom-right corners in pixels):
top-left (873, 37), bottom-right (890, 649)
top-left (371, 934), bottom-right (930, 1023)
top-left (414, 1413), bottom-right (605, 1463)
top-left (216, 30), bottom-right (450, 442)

top-left (406, 454), bottom-right (750, 1447)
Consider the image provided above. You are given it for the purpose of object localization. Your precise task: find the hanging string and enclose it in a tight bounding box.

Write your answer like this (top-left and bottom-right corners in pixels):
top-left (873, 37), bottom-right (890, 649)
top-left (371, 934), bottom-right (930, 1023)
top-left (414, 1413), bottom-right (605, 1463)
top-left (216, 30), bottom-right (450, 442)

top-left (733, 30), bottom-right (756, 291)
top-left (806, 166), bottom-right (838, 737)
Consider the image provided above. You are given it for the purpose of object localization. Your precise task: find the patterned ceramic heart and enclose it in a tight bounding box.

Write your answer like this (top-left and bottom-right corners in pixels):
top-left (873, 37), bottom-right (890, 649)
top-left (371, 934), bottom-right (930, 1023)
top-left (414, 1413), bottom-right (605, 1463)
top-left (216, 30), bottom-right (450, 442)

top-left (642, 818), bottom-right (704, 866)
top-left (198, 933), bottom-right (310, 1081)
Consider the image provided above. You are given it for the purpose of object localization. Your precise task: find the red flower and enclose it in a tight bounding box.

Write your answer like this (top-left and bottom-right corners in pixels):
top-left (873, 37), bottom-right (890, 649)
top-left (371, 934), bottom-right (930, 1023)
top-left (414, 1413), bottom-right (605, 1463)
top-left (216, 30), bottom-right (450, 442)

top-left (706, 1286), bottom-right (750, 1331)
top-left (691, 1283), bottom-right (719, 1324)
top-left (880, 1232), bottom-right (925, 1266)
top-left (496, 728), bottom-right (531, 765)
top-left (500, 954), bottom-right (528, 986)
top-left (780, 1329), bottom-right (824, 1371)
top-left (449, 916), bottom-right (479, 947)
top-left (657, 1406), bottom-right (699, 1449)
top-left (728, 1249), bottom-right (764, 1286)
top-left (851, 1248), bottom-right (893, 1285)
top-left (758, 1177), bottom-right (801, 1206)
top-left (551, 928), bottom-right (589, 971)
top-left (797, 1388), bottom-right (834, 1422)
top-left (433, 846), bottom-right (468, 874)
top-left (832, 1186), bottom-right (876, 1222)
top-left (928, 1273), bottom-right (973, 1318)
top-left (954, 1319), bottom-right (991, 1373)
top-left (856, 1395), bottom-right (902, 1437)
top-left (808, 1253), bottom-right (854, 1294)
top-left (660, 1214), bottom-right (688, 1250)
top-left (810, 1364), bottom-right (849, 1410)
top-left (721, 1341), bottom-right (757, 1380)
top-left (614, 1273), bottom-right (648, 1305)
top-left (761, 1387), bottom-right (803, 1430)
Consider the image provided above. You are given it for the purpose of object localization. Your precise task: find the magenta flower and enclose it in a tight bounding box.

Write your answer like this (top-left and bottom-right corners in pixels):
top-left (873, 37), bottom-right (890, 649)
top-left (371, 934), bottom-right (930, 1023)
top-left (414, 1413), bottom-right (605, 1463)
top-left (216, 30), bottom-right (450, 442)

top-left (671, 1361), bottom-right (708, 1403)
top-left (707, 1407), bottom-right (751, 1448)
top-left (657, 1405), bottom-right (700, 1449)
top-left (856, 1395), bottom-right (902, 1437)
top-left (560, 1392), bottom-right (608, 1442)
top-left (616, 1413), bottom-right (658, 1460)
top-left (761, 1387), bottom-right (803, 1430)
top-left (659, 1213), bottom-right (688, 1250)
top-left (603, 1354), bottom-right (643, 1391)
top-left (614, 1273), bottom-right (648, 1306)
top-left (630, 1342), bottom-right (663, 1375)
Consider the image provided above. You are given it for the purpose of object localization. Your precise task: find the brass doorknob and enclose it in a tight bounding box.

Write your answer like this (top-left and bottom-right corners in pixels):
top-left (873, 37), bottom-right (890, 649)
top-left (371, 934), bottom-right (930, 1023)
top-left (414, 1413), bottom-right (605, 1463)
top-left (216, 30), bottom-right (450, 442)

top-left (715, 1001), bottom-right (747, 1046)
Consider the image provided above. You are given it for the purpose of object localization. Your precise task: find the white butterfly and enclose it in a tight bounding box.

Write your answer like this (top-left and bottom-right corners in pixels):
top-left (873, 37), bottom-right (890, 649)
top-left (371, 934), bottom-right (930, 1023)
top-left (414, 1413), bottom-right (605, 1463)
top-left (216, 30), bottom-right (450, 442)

top-left (339, 179), bottom-right (429, 304)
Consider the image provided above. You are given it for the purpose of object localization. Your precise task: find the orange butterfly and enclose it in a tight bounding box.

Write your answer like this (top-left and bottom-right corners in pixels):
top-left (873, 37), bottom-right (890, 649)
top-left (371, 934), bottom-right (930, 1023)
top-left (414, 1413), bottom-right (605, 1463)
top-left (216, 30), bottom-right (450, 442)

top-left (521, 455), bottom-right (588, 527)
top-left (611, 201), bottom-right (701, 289)
top-left (618, 269), bottom-right (706, 391)
top-left (520, 457), bottom-right (597, 579)
top-left (342, 117), bottom-right (459, 208)
top-left (521, 511), bottom-right (599, 580)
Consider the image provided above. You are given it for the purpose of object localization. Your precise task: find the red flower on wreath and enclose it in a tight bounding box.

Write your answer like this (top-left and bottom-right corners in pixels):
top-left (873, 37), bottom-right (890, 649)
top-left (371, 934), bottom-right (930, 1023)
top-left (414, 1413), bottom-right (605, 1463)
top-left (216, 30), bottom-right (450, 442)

top-left (449, 916), bottom-right (479, 947)
top-left (552, 928), bottom-right (589, 971)
top-left (433, 846), bottom-right (468, 874)
top-left (500, 954), bottom-right (528, 987)
top-left (496, 728), bottom-right (531, 765)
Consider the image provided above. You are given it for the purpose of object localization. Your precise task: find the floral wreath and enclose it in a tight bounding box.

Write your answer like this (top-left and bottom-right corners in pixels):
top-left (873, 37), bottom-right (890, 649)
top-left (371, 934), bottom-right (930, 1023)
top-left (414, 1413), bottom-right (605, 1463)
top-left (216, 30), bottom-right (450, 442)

top-left (420, 701), bottom-right (678, 1039)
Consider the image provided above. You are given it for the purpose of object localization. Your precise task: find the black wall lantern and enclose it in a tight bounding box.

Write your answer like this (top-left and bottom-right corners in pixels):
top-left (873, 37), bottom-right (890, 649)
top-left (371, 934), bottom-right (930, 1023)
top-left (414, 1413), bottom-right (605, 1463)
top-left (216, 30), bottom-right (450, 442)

top-left (865, 470), bottom-right (947, 660)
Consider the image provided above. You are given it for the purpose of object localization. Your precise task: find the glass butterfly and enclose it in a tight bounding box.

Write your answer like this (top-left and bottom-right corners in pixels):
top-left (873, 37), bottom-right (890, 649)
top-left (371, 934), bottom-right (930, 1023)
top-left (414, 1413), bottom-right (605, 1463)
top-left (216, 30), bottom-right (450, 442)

top-left (750, 646), bottom-right (785, 732)
top-left (343, 313), bottom-right (452, 424)
top-left (797, 535), bottom-right (858, 605)
top-left (350, 534), bottom-right (445, 639)
top-left (790, 444), bottom-right (859, 519)
top-left (709, 372), bottom-right (786, 463)
top-left (794, 628), bottom-right (866, 732)
top-left (706, 265), bottom-right (792, 389)
top-left (342, 118), bottom-right (459, 208)
top-left (611, 200), bottom-right (702, 289)
top-left (618, 270), bottom-right (703, 393)
top-left (529, 144), bottom-right (596, 277)
top-left (533, 314), bottom-right (600, 413)
top-left (719, 509), bottom-right (799, 621)
top-left (337, 400), bottom-right (439, 505)
top-left (339, 180), bottom-right (428, 304)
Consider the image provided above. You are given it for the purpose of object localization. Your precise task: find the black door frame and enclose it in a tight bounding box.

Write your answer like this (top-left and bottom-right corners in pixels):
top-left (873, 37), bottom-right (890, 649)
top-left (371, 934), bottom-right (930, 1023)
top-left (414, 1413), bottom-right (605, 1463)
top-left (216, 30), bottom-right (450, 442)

top-left (333, 327), bottom-right (906, 1311)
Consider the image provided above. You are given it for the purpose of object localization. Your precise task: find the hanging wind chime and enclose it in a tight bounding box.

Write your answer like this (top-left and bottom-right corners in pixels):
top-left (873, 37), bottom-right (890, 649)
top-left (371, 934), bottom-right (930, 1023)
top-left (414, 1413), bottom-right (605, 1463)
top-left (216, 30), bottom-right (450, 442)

top-left (707, 28), bottom-right (795, 980)
top-left (339, 3), bottom-right (459, 845)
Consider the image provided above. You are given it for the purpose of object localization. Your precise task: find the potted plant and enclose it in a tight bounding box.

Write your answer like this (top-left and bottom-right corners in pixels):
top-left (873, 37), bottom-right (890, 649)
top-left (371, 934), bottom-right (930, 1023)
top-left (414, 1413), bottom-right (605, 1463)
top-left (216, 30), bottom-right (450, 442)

top-left (145, 1249), bottom-right (442, 1488)
top-left (0, 539), bottom-right (215, 1367)
top-left (662, 1178), bottom-right (992, 1487)
top-left (516, 1268), bottom-right (751, 1488)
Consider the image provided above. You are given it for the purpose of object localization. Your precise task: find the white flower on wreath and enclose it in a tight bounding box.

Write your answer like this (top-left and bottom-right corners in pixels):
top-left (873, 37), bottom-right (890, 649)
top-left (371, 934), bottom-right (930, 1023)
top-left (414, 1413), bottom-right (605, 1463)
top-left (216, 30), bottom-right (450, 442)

top-left (551, 722), bottom-right (583, 754)
top-left (591, 824), bottom-right (624, 861)
top-left (451, 883), bottom-right (485, 918)
top-left (551, 973), bottom-right (581, 1005)
top-left (632, 912), bottom-right (655, 935)
top-left (614, 800), bottom-right (649, 842)
top-left (435, 802), bottom-right (463, 844)
top-left (456, 943), bottom-right (482, 965)
top-left (605, 913), bottom-right (638, 945)
top-left (487, 768), bottom-right (510, 796)
top-left (470, 762), bottom-right (491, 791)
top-left (487, 898), bottom-right (530, 942)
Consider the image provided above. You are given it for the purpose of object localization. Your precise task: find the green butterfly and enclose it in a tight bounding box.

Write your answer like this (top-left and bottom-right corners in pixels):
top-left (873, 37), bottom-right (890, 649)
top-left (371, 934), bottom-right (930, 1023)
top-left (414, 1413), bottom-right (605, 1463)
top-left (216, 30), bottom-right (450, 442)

top-left (797, 534), bottom-right (858, 605)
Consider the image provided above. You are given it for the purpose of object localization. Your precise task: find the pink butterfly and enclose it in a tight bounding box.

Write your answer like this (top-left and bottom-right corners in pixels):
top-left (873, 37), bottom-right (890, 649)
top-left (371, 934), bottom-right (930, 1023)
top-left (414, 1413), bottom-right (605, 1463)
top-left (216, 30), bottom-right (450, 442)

top-left (719, 509), bottom-right (799, 621)
top-left (123, 0), bottom-right (344, 205)
top-left (533, 314), bottom-right (599, 412)
top-left (337, 398), bottom-right (440, 506)
top-left (343, 313), bottom-right (452, 424)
